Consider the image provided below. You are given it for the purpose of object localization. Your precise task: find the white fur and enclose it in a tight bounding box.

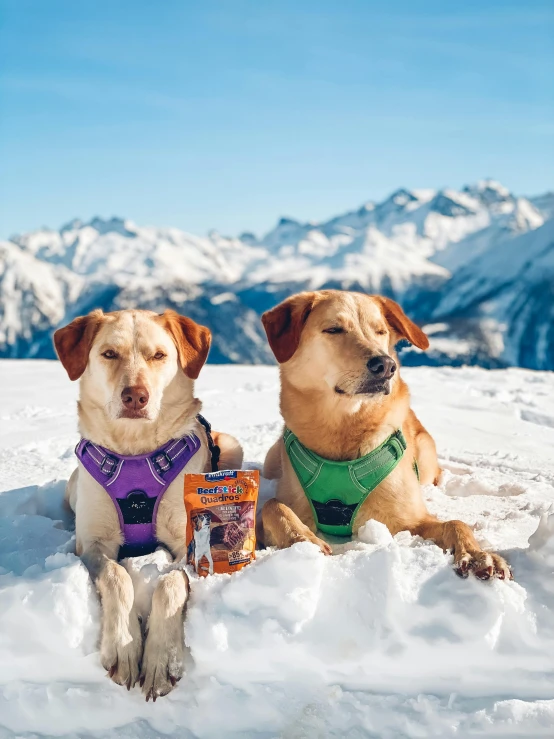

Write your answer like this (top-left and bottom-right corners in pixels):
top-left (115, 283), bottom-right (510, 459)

top-left (62, 309), bottom-right (241, 700)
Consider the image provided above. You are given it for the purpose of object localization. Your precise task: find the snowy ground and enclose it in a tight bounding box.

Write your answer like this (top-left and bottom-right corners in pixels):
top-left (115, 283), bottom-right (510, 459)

top-left (1, 361), bottom-right (554, 738)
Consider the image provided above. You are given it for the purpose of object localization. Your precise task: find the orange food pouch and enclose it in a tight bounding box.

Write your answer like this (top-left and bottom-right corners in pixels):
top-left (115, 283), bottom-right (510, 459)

top-left (184, 469), bottom-right (259, 576)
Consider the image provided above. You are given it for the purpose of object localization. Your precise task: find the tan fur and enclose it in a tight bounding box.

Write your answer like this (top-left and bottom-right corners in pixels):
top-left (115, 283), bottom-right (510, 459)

top-left (55, 308), bottom-right (243, 700)
top-left (261, 290), bottom-right (511, 581)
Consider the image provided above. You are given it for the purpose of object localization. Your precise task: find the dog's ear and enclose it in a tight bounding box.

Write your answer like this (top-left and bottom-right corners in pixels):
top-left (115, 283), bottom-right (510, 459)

top-left (262, 292), bottom-right (317, 363)
top-left (376, 297), bottom-right (429, 350)
top-left (157, 310), bottom-right (211, 379)
top-left (53, 310), bottom-right (104, 381)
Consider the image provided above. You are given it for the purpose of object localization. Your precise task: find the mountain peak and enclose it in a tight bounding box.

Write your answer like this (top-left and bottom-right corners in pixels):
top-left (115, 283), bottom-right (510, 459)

top-left (429, 191), bottom-right (477, 217)
top-left (462, 179), bottom-right (513, 205)
top-left (357, 201), bottom-right (375, 215)
top-left (475, 179), bottom-right (511, 196)
top-left (385, 188), bottom-right (419, 207)
top-left (59, 216), bottom-right (136, 236)
top-left (60, 218), bottom-right (85, 232)
top-left (276, 217), bottom-right (302, 228)
top-left (238, 231), bottom-right (258, 245)
top-left (88, 216), bottom-right (136, 236)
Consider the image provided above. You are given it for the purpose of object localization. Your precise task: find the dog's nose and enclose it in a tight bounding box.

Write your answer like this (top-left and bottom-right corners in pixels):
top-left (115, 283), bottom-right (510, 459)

top-left (121, 385), bottom-right (149, 409)
top-left (367, 355), bottom-right (396, 379)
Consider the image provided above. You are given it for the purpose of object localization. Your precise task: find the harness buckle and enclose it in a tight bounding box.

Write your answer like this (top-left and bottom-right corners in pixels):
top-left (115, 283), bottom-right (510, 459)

top-left (389, 431), bottom-right (407, 460)
top-left (100, 454), bottom-right (118, 477)
top-left (152, 450), bottom-right (173, 476)
top-left (396, 430), bottom-right (407, 449)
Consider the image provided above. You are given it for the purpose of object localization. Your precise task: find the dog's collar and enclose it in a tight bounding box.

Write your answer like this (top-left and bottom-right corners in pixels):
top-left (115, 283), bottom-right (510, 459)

top-left (76, 424), bottom-right (205, 558)
top-left (283, 428), bottom-right (407, 537)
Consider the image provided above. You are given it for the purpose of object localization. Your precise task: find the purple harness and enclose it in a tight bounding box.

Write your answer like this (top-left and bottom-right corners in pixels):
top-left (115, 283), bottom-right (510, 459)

top-left (76, 433), bottom-right (201, 558)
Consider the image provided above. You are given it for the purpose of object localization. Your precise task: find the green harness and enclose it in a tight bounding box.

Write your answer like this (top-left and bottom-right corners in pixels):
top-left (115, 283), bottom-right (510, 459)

top-left (283, 427), bottom-right (408, 537)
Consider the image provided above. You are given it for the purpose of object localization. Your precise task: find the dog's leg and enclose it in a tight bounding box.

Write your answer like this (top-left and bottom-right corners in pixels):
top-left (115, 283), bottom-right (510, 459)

top-left (82, 543), bottom-right (142, 688)
top-left (414, 430), bottom-right (442, 486)
top-left (140, 567), bottom-right (189, 701)
top-left (262, 498), bottom-right (332, 555)
top-left (413, 517), bottom-right (512, 580)
top-left (64, 467), bottom-right (79, 513)
top-left (263, 439), bottom-right (282, 480)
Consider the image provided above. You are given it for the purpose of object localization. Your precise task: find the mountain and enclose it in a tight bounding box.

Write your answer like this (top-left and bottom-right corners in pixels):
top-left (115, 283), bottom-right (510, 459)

top-left (1, 179), bottom-right (552, 368)
top-left (429, 217), bottom-right (554, 369)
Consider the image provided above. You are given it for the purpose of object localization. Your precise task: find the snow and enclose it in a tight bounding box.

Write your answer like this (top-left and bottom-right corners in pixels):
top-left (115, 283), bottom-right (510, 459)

top-left (1, 360), bottom-right (554, 737)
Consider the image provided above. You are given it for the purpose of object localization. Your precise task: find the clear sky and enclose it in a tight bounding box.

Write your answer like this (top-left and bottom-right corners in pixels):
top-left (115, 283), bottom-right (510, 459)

top-left (1, 0), bottom-right (553, 239)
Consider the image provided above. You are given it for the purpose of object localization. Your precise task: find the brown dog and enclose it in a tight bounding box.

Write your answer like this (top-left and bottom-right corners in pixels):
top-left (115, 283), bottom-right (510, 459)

top-left (260, 290), bottom-right (511, 580)
top-left (54, 308), bottom-right (243, 700)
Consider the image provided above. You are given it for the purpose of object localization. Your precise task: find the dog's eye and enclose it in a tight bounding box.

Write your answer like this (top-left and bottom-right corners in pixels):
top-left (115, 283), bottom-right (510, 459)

top-left (102, 349), bottom-right (118, 360)
top-left (376, 330), bottom-right (387, 336)
top-left (153, 351), bottom-right (166, 361)
top-left (323, 327), bottom-right (345, 335)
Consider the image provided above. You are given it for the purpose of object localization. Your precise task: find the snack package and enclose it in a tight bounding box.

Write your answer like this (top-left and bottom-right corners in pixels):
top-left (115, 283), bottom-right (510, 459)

top-left (184, 469), bottom-right (259, 576)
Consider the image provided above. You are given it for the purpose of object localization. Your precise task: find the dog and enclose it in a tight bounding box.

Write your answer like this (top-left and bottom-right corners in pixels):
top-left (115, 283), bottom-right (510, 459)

top-left (260, 290), bottom-right (511, 581)
top-left (191, 511), bottom-right (214, 575)
top-left (54, 308), bottom-right (243, 700)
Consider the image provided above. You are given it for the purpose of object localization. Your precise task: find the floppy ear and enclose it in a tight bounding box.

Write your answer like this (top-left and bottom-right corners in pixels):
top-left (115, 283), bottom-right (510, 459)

top-left (157, 310), bottom-right (211, 379)
top-left (53, 310), bottom-right (104, 381)
top-left (376, 297), bottom-right (429, 350)
top-left (261, 292), bottom-right (316, 363)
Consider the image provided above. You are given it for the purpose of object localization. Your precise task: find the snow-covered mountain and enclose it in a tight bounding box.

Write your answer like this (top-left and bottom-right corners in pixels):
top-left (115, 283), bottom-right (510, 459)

top-left (1, 179), bottom-right (552, 368)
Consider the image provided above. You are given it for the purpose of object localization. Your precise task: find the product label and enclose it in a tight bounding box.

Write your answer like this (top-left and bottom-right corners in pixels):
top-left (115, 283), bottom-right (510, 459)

top-left (184, 469), bottom-right (259, 576)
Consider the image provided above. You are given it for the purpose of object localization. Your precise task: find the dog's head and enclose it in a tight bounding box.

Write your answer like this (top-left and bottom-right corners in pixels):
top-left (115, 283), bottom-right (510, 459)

top-left (192, 511), bottom-right (211, 530)
top-left (54, 309), bottom-right (211, 422)
top-left (262, 290), bottom-right (428, 400)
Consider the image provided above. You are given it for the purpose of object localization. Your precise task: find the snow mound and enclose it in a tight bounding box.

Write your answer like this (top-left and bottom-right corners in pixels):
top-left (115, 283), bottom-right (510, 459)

top-left (1, 362), bottom-right (554, 737)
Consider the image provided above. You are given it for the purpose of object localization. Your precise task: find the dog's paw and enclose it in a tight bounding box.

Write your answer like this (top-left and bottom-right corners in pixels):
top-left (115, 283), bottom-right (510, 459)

top-left (295, 531), bottom-right (332, 556)
top-left (454, 549), bottom-right (513, 581)
top-left (101, 611), bottom-right (142, 690)
top-left (140, 629), bottom-right (184, 702)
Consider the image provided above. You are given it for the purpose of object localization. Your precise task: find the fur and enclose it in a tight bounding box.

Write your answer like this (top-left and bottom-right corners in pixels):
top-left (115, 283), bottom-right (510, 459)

top-left (55, 308), bottom-right (243, 700)
top-left (260, 290), bottom-right (511, 581)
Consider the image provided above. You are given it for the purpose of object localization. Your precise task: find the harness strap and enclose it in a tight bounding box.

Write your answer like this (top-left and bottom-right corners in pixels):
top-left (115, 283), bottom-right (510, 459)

top-left (76, 434), bottom-right (200, 485)
top-left (196, 414), bottom-right (221, 472)
top-left (284, 428), bottom-right (407, 537)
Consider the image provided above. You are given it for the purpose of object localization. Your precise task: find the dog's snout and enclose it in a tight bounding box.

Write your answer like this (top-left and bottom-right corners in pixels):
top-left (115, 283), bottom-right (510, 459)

top-left (121, 385), bottom-right (149, 410)
top-left (367, 355), bottom-right (396, 379)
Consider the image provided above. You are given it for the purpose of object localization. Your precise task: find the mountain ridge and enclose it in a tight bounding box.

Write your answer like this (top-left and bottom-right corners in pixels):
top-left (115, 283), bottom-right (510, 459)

top-left (1, 179), bottom-right (553, 368)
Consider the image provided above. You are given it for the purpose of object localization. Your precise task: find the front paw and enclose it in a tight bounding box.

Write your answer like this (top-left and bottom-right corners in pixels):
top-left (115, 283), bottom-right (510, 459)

top-left (100, 611), bottom-right (142, 690)
top-left (454, 548), bottom-right (512, 581)
top-left (140, 626), bottom-right (184, 702)
top-left (294, 530), bottom-right (332, 556)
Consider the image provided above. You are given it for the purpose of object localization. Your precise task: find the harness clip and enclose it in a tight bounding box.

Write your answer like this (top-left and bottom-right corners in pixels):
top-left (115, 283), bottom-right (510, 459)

top-left (389, 430), bottom-right (407, 459)
top-left (100, 454), bottom-right (118, 477)
top-left (152, 450), bottom-right (173, 476)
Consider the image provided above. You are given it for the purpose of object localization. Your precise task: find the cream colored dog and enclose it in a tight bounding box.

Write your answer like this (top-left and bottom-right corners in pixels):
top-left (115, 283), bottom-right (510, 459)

top-left (54, 308), bottom-right (242, 700)
top-left (261, 290), bottom-right (511, 581)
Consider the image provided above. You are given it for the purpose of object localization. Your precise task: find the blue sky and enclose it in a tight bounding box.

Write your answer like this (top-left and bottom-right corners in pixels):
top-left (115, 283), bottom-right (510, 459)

top-left (1, 0), bottom-right (553, 239)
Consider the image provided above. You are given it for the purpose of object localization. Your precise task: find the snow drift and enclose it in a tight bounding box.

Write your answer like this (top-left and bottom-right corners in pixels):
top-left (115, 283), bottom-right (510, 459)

top-left (1, 361), bottom-right (554, 737)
